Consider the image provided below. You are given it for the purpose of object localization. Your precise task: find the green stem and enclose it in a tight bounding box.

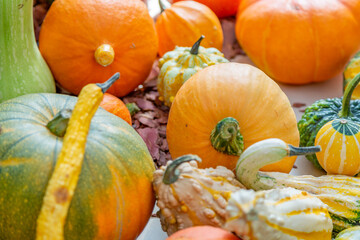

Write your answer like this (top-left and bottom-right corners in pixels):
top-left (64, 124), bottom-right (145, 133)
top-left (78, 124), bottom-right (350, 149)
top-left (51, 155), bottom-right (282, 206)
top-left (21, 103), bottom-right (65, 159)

top-left (126, 102), bottom-right (140, 116)
top-left (288, 145), bottom-right (321, 156)
top-left (46, 109), bottom-right (72, 137)
top-left (210, 117), bottom-right (244, 156)
top-left (190, 35), bottom-right (205, 55)
top-left (158, 0), bottom-right (170, 12)
top-left (339, 72), bottom-right (360, 118)
top-left (163, 154), bottom-right (202, 185)
top-left (96, 72), bottom-right (120, 93)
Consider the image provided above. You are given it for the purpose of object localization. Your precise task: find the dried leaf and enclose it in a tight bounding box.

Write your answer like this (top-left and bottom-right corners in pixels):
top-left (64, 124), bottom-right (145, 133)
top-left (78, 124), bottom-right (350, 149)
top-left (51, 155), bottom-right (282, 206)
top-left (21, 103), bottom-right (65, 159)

top-left (136, 98), bottom-right (156, 111)
top-left (137, 128), bottom-right (160, 160)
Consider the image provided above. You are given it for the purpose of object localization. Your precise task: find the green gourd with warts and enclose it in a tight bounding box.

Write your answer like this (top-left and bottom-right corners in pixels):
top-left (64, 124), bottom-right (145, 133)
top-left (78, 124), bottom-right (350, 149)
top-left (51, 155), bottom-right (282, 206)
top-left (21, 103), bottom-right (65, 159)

top-left (235, 138), bottom-right (360, 234)
top-left (0, 0), bottom-right (55, 103)
top-left (344, 51), bottom-right (360, 100)
top-left (157, 35), bottom-right (228, 106)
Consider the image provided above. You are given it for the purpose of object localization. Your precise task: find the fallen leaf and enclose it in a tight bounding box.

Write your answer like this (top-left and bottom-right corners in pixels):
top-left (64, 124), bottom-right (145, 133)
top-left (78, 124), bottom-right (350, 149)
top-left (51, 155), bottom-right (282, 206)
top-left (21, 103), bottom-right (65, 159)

top-left (137, 128), bottom-right (160, 160)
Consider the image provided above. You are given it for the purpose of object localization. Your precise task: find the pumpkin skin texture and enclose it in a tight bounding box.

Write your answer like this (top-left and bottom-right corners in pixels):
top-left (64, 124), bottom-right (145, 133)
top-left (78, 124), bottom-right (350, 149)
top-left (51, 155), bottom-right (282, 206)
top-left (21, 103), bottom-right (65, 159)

top-left (100, 93), bottom-right (132, 125)
top-left (172, 0), bottom-right (241, 18)
top-left (39, 0), bottom-right (158, 97)
top-left (166, 63), bottom-right (299, 172)
top-left (156, 0), bottom-right (223, 57)
top-left (166, 226), bottom-right (239, 240)
top-left (236, 0), bottom-right (360, 84)
top-left (315, 119), bottom-right (360, 176)
top-left (0, 93), bottom-right (155, 240)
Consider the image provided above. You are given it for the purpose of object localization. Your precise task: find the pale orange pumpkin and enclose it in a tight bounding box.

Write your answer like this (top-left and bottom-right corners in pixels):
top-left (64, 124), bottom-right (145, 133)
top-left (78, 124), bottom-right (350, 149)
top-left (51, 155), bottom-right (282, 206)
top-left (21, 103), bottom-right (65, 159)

top-left (156, 0), bottom-right (223, 56)
top-left (236, 0), bottom-right (360, 84)
top-left (167, 63), bottom-right (299, 173)
top-left (39, 0), bottom-right (158, 97)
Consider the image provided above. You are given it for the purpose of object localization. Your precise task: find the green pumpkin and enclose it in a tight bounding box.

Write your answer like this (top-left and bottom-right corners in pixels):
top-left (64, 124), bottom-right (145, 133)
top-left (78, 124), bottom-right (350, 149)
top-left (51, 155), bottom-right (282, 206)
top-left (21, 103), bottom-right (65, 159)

top-left (344, 51), bottom-right (360, 99)
top-left (335, 227), bottom-right (360, 240)
top-left (157, 35), bottom-right (228, 107)
top-left (298, 73), bottom-right (360, 169)
top-left (0, 93), bottom-right (155, 240)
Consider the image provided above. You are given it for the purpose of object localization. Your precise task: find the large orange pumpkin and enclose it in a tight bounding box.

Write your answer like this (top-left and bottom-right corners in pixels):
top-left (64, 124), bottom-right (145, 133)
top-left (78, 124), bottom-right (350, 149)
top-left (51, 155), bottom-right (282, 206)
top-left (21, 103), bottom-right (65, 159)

top-left (167, 63), bottom-right (299, 173)
top-left (156, 0), bottom-right (223, 56)
top-left (39, 0), bottom-right (158, 97)
top-left (172, 0), bottom-right (241, 18)
top-left (235, 0), bottom-right (360, 84)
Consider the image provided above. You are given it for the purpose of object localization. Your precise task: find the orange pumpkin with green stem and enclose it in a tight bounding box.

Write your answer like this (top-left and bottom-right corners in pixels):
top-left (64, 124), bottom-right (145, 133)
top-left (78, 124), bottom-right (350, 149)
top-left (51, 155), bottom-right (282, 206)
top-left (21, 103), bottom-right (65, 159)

top-left (39, 0), bottom-right (158, 97)
top-left (236, 0), bottom-right (360, 84)
top-left (156, 0), bottom-right (223, 56)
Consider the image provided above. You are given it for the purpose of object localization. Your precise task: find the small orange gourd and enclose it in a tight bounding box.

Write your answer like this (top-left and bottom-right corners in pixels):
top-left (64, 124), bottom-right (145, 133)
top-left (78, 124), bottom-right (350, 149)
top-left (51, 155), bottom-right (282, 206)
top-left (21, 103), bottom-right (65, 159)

top-left (156, 0), bottom-right (223, 56)
top-left (167, 63), bottom-right (299, 172)
top-left (100, 93), bottom-right (132, 125)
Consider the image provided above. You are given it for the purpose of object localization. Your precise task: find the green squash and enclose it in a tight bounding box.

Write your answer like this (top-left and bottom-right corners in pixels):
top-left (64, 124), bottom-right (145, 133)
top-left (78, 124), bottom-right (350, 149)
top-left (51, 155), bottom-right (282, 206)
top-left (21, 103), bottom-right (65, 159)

top-left (344, 51), bottom-right (360, 99)
top-left (298, 73), bottom-right (360, 169)
top-left (335, 227), bottom-right (360, 240)
top-left (0, 0), bottom-right (56, 103)
top-left (0, 93), bottom-right (155, 240)
top-left (157, 35), bottom-right (228, 106)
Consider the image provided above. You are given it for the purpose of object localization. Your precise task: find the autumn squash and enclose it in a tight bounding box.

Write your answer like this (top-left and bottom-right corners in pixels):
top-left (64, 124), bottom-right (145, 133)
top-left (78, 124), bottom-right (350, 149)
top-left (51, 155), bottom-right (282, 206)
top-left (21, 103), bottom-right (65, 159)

top-left (157, 35), bottom-right (228, 106)
top-left (100, 93), bottom-right (132, 125)
top-left (39, 0), bottom-right (158, 97)
top-left (0, 75), bottom-right (155, 239)
top-left (166, 63), bottom-right (299, 172)
top-left (0, 0), bottom-right (55, 103)
top-left (298, 73), bottom-right (360, 170)
top-left (235, 138), bottom-right (360, 234)
top-left (225, 188), bottom-right (333, 240)
top-left (166, 226), bottom-right (240, 240)
top-left (172, 0), bottom-right (241, 18)
top-left (235, 0), bottom-right (360, 84)
top-left (335, 227), bottom-right (360, 240)
top-left (153, 154), bottom-right (244, 235)
top-left (344, 51), bottom-right (360, 99)
top-left (156, 0), bottom-right (223, 57)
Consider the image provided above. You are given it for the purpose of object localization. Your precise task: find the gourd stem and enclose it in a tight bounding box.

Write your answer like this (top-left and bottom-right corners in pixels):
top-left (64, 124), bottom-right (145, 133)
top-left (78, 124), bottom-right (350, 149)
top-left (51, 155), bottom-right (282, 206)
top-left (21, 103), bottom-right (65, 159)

top-left (94, 44), bottom-right (115, 67)
top-left (288, 145), bottom-right (321, 156)
top-left (339, 72), bottom-right (360, 118)
top-left (96, 72), bottom-right (120, 93)
top-left (163, 154), bottom-right (202, 185)
top-left (210, 117), bottom-right (244, 156)
top-left (46, 109), bottom-right (72, 137)
top-left (158, 0), bottom-right (170, 12)
top-left (190, 35), bottom-right (205, 55)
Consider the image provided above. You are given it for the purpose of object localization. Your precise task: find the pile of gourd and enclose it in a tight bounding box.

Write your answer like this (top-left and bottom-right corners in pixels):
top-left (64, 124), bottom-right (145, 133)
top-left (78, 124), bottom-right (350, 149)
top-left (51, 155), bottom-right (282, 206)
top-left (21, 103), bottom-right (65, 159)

top-left (2, 0), bottom-right (360, 239)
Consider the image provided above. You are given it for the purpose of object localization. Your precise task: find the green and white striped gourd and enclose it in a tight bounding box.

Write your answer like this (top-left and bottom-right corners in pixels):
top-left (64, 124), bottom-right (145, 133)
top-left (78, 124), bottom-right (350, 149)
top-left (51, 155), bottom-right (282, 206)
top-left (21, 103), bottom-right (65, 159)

top-left (235, 138), bottom-right (360, 234)
top-left (335, 226), bottom-right (360, 240)
top-left (225, 188), bottom-right (333, 240)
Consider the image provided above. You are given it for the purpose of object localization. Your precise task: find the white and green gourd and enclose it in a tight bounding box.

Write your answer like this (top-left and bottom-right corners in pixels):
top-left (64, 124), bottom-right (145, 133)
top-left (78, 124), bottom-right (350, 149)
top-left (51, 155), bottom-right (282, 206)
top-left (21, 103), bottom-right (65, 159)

top-left (0, 0), bottom-right (55, 103)
top-left (235, 138), bottom-right (360, 234)
top-left (335, 226), bottom-right (360, 240)
top-left (225, 188), bottom-right (333, 240)
top-left (157, 35), bottom-right (228, 107)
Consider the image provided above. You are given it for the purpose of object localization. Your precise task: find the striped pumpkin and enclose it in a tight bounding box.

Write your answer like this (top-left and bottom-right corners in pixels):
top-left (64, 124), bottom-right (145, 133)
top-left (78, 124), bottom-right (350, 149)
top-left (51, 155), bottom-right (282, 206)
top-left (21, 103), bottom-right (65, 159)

top-left (225, 188), bottom-right (333, 240)
top-left (315, 119), bottom-right (360, 176)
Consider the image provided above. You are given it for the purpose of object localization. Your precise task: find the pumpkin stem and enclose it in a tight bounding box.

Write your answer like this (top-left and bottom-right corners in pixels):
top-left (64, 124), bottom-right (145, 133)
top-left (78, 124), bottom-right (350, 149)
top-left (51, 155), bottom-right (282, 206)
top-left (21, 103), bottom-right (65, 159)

top-left (46, 109), bottom-right (72, 137)
top-left (94, 44), bottom-right (115, 67)
top-left (210, 117), bottom-right (244, 156)
top-left (339, 72), bottom-right (360, 118)
top-left (158, 0), bottom-right (170, 12)
top-left (96, 72), bottom-right (120, 93)
top-left (190, 35), bottom-right (205, 55)
top-left (288, 145), bottom-right (321, 156)
top-left (163, 154), bottom-right (202, 185)
top-left (126, 102), bottom-right (140, 116)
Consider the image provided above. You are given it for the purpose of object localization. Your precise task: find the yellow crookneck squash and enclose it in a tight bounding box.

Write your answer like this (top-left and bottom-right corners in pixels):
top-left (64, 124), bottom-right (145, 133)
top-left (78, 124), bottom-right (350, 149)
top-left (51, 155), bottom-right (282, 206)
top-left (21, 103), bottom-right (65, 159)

top-left (0, 73), bottom-right (155, 240)
top-left (167, 63), bottom-right (299, 172)
top-left (157, 35), bottom-right (228, 107)
top-left (235, 138), bottom-right (360, 234)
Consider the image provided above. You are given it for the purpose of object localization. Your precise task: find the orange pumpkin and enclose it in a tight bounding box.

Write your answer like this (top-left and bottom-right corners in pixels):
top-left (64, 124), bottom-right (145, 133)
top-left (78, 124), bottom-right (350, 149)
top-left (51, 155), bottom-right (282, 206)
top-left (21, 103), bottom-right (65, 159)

top-left (236, 0), bottom-right (360, 84)
top-left (100, 93), bottom-right (132, 125)
top-left (156, 0), bottom-right (223, 56)
top-left (166, 226), bottom-right (239, 240)
top-left (167, 63), bottom-right (299, 173)
top-left (39, 0), bottom-right (158, 97)
top-left (172, 0), bottom-right (241, 18)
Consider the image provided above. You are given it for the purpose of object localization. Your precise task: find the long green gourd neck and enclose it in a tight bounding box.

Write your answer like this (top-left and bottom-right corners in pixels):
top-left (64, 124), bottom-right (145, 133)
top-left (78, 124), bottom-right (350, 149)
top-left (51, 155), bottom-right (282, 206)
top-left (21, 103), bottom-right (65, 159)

top-left (0, 0), bottom-right (55, 102)
top-left (339, 72), bottom-right (360, 118)
top-left (235, 138), bottom-right (321, 190)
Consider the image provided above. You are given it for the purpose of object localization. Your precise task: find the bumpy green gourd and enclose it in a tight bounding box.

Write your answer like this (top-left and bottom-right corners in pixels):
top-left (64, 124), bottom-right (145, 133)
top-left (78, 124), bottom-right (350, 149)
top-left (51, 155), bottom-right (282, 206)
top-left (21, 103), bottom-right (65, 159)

top-left (0, 0), bottom-right (55, 103)
top-left (157, 35), bottom-right (228, 106)
top-left (298, 73), bottom-right (360, 169)
top-left (344, 51), bottom-right (360, 99)
top-left (235, 138), bottom-right (360, 235)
